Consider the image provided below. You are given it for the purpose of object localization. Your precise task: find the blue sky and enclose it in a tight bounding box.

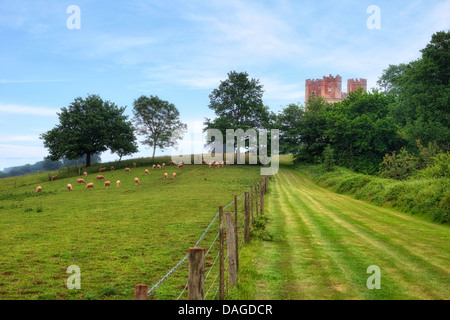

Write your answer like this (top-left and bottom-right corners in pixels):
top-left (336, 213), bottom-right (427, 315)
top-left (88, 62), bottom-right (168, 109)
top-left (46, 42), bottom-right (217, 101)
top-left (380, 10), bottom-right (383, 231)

top-left (0, 0), bottom-right (449, 170)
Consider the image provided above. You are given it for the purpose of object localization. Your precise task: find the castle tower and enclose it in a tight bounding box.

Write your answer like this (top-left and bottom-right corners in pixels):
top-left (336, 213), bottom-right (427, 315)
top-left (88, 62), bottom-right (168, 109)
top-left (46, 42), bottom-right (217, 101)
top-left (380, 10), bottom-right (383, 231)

top-left (305, 78), bottom-right (322, 100)
top-left (305, 74), bottom-right (367, 104)
top-left (347, 78), bottom-right (367, 94)
top-left (321, 74), bottom-right (342, 103)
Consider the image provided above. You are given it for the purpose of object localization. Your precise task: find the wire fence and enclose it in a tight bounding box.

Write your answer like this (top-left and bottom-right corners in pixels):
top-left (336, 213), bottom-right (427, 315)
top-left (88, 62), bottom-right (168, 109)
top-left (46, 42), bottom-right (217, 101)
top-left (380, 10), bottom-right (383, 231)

top-left (138, 176), bottom-right (269, 300)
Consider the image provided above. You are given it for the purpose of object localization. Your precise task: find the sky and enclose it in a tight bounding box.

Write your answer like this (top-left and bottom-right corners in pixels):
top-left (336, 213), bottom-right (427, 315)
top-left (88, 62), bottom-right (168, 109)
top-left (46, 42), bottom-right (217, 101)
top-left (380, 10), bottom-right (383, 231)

top-left (0, 0), bottom-right (449, 171)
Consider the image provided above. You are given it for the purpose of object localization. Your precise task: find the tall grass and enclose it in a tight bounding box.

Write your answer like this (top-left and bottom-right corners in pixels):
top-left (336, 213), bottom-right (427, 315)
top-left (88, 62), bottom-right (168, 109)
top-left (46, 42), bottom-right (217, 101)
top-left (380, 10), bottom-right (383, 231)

top-left (303, 165), bottom-right (449, 224)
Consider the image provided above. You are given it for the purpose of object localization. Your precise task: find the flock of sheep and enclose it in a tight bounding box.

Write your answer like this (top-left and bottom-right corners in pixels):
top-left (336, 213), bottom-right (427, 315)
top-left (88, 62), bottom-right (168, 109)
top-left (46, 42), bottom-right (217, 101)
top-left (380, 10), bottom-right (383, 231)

top-left (34, 159), bottom-right (227, 193)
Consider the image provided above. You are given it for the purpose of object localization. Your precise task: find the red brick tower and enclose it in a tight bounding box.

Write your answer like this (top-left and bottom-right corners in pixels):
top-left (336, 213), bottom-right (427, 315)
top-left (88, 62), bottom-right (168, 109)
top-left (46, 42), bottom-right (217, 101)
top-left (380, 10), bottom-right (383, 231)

top-left (321, 74), bottom-right (342, 103)
top-left (347, 78), bottom-right (367, 94)
top-left (305, 78), bottom-right (322, 99)
top-left (305, 75), bottom-right (367, 104)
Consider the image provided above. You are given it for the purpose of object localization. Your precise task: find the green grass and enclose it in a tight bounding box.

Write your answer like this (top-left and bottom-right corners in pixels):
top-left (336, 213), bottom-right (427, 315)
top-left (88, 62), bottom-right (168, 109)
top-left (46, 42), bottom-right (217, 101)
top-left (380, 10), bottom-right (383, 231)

top-left (0, 157), bottom-right (261, 300)
top-left (229, 157), bottom-right (450, 300)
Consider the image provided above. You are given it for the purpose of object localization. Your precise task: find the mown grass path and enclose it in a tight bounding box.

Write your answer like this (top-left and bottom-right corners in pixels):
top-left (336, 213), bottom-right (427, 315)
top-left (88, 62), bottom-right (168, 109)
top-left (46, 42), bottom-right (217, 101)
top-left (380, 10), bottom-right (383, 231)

top-left (234, 164), bottom-right (450, 299)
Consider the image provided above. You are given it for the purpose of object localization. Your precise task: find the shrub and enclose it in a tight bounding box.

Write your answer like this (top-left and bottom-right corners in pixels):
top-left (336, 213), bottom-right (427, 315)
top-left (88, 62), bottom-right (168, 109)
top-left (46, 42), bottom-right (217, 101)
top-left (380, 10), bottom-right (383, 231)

top-left (307, 165), bottom-right (449, 224)
top-left (379, 148), bottom-right (419, 180)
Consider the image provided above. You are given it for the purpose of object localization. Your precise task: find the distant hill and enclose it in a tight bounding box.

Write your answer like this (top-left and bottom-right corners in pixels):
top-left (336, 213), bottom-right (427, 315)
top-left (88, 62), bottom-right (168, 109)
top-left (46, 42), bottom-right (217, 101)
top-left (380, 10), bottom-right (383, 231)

top-left (0, 154), bottom-right (101, 178)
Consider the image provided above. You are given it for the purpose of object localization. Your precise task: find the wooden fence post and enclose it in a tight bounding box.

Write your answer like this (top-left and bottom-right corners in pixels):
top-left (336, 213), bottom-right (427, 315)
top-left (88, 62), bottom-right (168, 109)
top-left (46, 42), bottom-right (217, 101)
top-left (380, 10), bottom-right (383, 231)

top-left (225, 212), bottom-right (238, 287)
top-left (255, 183), bottom-right (259, 216)
top-left (250, 186), bottom-right (254, 228)
top-left (260, 182), bottom-right (264, 215)
top-left (234, 195), bottom-right (239, 271)
top-left (188, 247), bottom-right (205, 300)
top-left (244, 192), bottom-right (250, 244)
top-left (219, 206), bottom-right (224, 300)
top-left (134, 284), bottom-right (149, 300)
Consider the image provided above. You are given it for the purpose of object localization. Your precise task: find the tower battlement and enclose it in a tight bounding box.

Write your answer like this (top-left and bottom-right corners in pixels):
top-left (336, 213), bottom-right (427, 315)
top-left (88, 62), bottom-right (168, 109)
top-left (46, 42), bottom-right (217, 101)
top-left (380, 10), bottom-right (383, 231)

top-left (305, 74), bottom-right (367, 103)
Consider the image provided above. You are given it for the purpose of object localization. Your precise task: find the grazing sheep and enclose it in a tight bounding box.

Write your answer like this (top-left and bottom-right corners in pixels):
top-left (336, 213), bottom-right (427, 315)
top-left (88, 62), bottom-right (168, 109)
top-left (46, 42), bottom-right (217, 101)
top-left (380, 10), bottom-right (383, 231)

top-left (177, 161), bottom-right (184, 168)
top-left (157, 164), bottom-right (161, 170)
top-left (124, 168), bottom-right (131, 173)
top-left (104, 181), bottom-right (111, 189)
top-left (85, 183), bottom-right (94, 190)
top-left (134, 177), bottom-right (141, 185)
top-left (51, 174), bottom-right (59, 181)
top-left (99, 167), bottom-right (106, 172)
top-left (145, 169), bottom-right (150, 175)
top-left (111, 166), bottom-right (115, 171)
top-left (168, 161), bottom-right (176, 166)
top-left (209, 161), bottom-right (213, 168)
top-left (83, 171), bottom-right (88, 178)
top-left (162, 163), bottom-right (166, 168)
top-left (96, 175), bottom-right (106, 180)
top-left (164, 172), bottom-right (168, 180)
top-left (67, 184), bottom-right (73, 192)
top-left (133, 163), bottom-right (137, 168)
top-left (116, 180), bottom-right (120, 188)
top-left (152, 164), bottom-right (156, 170)
top-left (215, 162), bottom-right (221, 169)
top-left (76, 179), bottom-right (86, 185)
top-left (35, 186), bottom-right (42, 193)
top-left (172, 172), bottom-right (176, 180)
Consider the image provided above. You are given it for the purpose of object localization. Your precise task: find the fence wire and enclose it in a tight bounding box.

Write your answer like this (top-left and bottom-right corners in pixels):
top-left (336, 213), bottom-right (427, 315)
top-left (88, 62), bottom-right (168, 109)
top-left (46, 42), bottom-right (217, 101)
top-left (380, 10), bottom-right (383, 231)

top-left (146, 179), bottom-right (267, 300)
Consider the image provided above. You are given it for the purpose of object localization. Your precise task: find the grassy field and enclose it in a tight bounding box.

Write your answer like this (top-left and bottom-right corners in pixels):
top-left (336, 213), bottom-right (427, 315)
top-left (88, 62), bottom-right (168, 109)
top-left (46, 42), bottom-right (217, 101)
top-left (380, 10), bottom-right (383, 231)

top-left (2, 155), bottom-right (449, 300)
top-left (229, 159), bottom-right (450, 300)
top-left (0, 157), bottom-right (261, 300)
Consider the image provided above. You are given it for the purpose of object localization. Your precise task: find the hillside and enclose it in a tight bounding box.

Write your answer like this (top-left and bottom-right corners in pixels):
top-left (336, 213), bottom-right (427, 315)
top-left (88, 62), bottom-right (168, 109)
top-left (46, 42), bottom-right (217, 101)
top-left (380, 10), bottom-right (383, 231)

top-left (0, 156), bottom-right (261, 299)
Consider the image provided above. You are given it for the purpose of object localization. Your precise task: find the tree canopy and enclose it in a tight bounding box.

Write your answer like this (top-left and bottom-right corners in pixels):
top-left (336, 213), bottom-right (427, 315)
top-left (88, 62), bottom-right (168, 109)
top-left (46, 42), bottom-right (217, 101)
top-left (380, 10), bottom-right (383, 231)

top-left (40, 94), bottom-right (137, 167)
top-left (277, 31), bottom-right (449, 175)
top-left (132, 95), bottom-right (187, 162)
top-left (204, 71), bottom-right (272, 157)
top-left (380, 30), bottom-right (450, 151)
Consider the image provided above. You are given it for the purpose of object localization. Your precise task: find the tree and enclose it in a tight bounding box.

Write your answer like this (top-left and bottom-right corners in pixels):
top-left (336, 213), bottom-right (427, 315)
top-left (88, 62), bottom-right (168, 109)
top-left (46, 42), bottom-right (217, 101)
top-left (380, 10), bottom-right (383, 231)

top-left (204, 71), bottom-right (271, 159)
top-left (376, 63), bottom-right (408, 94)
top-left (322, 144), bottom-right (336, 172)
top-left (292, 96), bottom-right (331, 163)
top-left (276, 102), bottom-right (305, 155)
top-left (40, 94), bottom-right (137, 167)
top-left (380, 31), bottom-right (450, 151)
top-left (132, 95), bottom-right (187, 162)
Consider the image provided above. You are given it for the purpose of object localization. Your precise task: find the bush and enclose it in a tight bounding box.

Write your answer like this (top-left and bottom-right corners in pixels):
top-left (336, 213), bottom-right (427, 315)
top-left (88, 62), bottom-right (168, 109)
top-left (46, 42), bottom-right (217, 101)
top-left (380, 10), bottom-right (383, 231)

top-left (379, 148), bottom-right (419, 180)
top-left (307, 165), bottom-right (449, 224)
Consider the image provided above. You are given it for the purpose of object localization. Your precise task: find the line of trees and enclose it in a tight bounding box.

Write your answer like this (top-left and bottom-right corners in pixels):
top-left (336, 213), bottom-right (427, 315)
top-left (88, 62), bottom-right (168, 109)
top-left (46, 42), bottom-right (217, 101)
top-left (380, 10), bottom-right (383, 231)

top-left (276, 30), bottom-right (449, 178)
top-left (40, 94), bottom-right (187, 168)
top-left (0, 154), bottom-right (102, 178)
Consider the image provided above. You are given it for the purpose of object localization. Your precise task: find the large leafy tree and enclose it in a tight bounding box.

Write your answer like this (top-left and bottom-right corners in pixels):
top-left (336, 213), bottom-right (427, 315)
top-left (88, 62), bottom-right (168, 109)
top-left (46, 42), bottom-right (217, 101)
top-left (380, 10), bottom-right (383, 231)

top-left (276, 102), bottom-right (305, 155)
top-left (40, 94), bottom-right (138, 167)
top-left (379, 30), bottom-right (450, 151)
top-left (278, 91), bottom-right (404, 174)
top-left (325, 89), bottom-right (403, 173)
top-left (204, 71), bottom-right (271, 158)
top-left (292, 96), bottom-right (331, 163)
top-left (132, 95), bottom-right (187, 162)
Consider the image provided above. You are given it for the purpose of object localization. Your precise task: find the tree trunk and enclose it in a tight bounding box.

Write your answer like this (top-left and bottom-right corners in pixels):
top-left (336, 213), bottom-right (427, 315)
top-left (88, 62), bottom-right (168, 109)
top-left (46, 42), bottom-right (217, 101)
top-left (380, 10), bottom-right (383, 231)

top-left (152, 144), bottom-right (156, 162)
top-left (86, 153), bottom-right (91, 167)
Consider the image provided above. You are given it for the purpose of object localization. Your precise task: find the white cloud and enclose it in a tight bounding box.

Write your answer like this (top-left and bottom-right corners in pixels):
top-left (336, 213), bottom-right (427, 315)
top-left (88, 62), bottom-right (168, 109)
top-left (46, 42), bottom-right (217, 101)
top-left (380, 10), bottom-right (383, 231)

top-left (0, 103), bottom-right (59, 117)
top-left (0, 144), bottom-right (47, 159)
top-left (0, 135), bottom-right (40, 142)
